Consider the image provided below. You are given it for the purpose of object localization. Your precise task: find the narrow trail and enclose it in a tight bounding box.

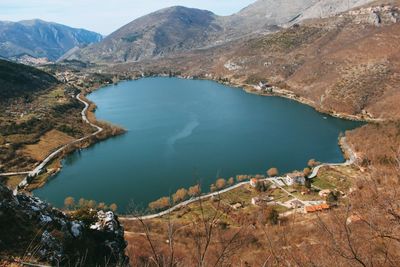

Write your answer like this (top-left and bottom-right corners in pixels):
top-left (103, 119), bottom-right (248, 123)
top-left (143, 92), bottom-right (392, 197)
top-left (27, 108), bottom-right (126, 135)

top-left (2, 94), bottom-right (104, 194)
top-left (121, 137), bottom-right (357, 221)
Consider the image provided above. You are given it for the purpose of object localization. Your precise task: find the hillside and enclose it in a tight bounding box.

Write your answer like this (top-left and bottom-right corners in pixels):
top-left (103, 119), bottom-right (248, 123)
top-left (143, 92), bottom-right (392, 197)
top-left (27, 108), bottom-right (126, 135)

top-left (110, 0), bottom-right (400, 121)
top-left (69, 0), bottom-right (374, 63)
top-left (0, 19), bottom-right (102, 61)
top-left (223, 0), bottom-right (372, 34)
top-left (0, 59), bottom-right (58, 101)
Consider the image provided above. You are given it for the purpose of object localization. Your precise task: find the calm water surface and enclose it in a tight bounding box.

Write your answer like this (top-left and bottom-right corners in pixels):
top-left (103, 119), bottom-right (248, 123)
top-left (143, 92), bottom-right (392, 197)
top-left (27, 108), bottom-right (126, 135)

top-left (34, 78), bottom-right (362, 211)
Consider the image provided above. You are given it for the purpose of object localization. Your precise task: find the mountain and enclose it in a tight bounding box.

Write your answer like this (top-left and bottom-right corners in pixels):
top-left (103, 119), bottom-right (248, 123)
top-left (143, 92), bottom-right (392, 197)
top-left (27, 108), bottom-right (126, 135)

top-left (0, 59), bottom-right (58, 101)
top-left (0, 19), bottom-right (103, 61)
top-left (70, 6), bottom-right (223, 63)
top-left (69, 0), bottom-right (374, 63)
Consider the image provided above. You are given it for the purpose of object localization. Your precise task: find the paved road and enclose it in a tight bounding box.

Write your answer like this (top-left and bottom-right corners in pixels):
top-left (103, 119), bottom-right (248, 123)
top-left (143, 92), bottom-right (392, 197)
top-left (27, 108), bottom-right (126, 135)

top-left (0, 171), bottom-right (31, 177)
top-left (10, 94), bottom-right (103, 193)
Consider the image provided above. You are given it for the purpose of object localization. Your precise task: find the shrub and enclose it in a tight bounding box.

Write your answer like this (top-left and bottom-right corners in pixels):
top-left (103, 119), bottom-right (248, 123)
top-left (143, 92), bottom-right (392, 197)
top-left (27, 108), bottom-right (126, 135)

top-left (267, 168), bottom-right (279, 177)
top-left (172, 188), bottom-right (188, 204)
top-left (188, 184), bottom-right (201, 197)
top-left (215, 178), bottom-right (226, 190)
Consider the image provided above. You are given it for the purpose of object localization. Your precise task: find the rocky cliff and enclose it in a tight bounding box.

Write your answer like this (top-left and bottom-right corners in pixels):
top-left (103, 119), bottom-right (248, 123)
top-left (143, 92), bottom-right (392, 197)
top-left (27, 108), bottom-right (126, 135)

top-left (0, 183), bottom-right (128, 266)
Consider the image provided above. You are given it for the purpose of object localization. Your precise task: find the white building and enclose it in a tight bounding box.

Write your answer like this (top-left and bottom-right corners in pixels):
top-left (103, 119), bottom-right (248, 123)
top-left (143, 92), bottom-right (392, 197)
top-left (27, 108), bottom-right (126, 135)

top-left (284, 172), bottom-right (305, 186)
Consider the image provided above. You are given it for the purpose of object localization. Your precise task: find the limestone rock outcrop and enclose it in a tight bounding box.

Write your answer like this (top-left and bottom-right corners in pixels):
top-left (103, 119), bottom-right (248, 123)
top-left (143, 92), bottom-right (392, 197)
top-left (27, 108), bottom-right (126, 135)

top-left (0, 183), bottom-right (129, 266)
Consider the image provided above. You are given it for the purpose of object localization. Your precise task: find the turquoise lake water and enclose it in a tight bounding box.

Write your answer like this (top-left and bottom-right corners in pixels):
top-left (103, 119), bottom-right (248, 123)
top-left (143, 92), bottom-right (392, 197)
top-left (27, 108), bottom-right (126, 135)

top-left (34, 77), bottom-right (362, 212)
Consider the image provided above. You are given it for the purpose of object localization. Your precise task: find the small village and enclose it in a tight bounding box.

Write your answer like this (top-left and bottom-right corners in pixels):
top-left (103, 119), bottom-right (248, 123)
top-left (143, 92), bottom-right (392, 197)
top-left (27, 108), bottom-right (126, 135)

top-left (245, 170), bottom-right (338, 215)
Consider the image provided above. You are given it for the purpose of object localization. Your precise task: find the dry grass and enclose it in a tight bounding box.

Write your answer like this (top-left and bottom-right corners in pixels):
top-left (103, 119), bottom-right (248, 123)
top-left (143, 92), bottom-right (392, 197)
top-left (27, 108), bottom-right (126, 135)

top-left (312, 165), bottom-right (360, 191)
top-left (22, 129), bottom-right (74, 161)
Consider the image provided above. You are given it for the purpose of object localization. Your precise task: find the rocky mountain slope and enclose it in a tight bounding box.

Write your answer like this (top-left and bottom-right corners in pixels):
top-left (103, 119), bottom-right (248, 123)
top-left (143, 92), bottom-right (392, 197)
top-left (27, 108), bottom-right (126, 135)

top-left (218, 0), bottom-right (375, 38)
top-left (69, 6), bottom-right (223, 63)
top-left (68, 0), bottom-right (374, 63)
top-left (0, 183), bottom-right (128, 266)
top-left (0, 19), bottom-right (102, 61)
top-left (0, 59), bottom-right (58, 101)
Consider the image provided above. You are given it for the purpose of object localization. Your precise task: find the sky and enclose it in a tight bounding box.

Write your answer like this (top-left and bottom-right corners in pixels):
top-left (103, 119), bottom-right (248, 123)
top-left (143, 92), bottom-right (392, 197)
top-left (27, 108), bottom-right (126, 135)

top-left (0, 0), bottom-right (256, 35)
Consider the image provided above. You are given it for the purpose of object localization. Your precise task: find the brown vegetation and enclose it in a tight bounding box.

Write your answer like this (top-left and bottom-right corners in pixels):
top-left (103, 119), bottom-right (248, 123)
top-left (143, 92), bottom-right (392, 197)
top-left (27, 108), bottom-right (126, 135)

top-left (64, 196), bottom-right (118, 212)
top-left (188, 184), bottom-right (201, 197)
top-left (149, 197), bottom-right (171, 211)
top-left (172, 188), bottom-right (188, 204)
top-left (267, 167), bottom-right (279, 177)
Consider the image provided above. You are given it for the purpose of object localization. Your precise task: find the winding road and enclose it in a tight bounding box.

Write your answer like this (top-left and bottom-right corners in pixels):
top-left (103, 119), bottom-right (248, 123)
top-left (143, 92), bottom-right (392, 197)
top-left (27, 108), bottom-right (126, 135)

top-left (0, 93), bottom-right (104, 194)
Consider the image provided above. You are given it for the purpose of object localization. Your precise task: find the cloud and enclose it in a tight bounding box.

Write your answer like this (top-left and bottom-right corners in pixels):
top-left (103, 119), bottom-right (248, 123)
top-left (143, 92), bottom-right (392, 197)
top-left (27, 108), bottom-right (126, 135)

top-left (0, 0), bottom-right (255, 34)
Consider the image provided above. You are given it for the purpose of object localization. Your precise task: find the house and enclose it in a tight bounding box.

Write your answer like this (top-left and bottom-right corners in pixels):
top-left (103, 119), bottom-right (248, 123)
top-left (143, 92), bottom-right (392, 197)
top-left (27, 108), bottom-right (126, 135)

top-left (231, 203), bottom-right (243, 210)
top-left (318, 189), bottom-right (332, 197)
top-left (304, 203), bottom-right (330, 213)
top-left (250, 178), bottom-right (259, 188)
top-left (251, 195), bottom-right (274, 206)
top-left (284, 172), bottom-right (305, 186)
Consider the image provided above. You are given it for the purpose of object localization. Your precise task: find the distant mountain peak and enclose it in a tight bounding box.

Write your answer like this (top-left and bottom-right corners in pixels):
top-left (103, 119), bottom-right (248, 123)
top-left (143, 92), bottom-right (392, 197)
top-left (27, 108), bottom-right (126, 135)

top-left (0, 19), bottom-right (103, 61)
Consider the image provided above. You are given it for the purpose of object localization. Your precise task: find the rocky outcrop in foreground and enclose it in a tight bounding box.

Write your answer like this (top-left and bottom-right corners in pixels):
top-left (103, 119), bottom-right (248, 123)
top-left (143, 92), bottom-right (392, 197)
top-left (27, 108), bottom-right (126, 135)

top-left (0, 184), bottom-right (128, 266)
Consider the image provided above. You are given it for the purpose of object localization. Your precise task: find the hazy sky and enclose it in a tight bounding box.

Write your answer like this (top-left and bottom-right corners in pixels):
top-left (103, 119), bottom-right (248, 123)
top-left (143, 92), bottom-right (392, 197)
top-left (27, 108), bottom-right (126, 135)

top-left (0, 0), bottom-right (256, 35)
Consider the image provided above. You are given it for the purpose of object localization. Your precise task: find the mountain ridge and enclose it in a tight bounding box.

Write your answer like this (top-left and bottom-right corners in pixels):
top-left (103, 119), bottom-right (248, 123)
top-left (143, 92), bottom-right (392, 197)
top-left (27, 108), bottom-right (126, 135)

top-left (68, 0), bottom-right (374, 63)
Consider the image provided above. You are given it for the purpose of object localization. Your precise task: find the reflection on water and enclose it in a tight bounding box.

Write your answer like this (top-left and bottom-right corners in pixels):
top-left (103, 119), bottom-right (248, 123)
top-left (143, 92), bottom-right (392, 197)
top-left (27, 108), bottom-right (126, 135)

top-left (167, 115), bottom-right (200, 154)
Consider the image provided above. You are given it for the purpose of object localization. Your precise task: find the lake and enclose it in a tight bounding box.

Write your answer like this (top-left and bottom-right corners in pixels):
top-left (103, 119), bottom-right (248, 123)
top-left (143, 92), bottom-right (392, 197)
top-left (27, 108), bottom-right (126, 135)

top-left (34, 77), bottom-right (362, 212)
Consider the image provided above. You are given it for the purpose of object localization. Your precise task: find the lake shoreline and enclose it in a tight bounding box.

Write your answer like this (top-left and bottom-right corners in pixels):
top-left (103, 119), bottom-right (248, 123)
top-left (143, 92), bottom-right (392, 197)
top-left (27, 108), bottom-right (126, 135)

top-left (129, 73), bottom-right (383, 123)
top-left (186, 76), bottom-right (379, 123)
top-left (33, 77), bottom-right (362, 211)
